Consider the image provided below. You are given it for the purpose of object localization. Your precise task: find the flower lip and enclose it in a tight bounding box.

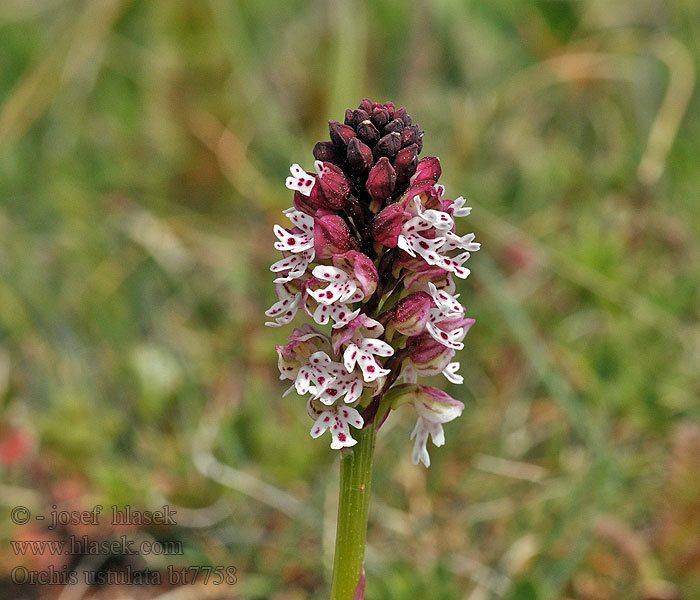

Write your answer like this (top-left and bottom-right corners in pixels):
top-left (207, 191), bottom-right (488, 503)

top-left (285, 164), bottom-right (317, 197)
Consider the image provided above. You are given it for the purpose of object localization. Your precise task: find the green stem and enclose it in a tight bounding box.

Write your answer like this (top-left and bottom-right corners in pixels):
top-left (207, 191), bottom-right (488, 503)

top-left (330, 423), bottom-right (377, 599)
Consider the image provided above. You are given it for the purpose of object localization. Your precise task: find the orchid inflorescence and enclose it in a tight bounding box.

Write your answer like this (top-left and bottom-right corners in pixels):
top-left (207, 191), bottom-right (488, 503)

top-left (266, 99), bottom-right (479, 467)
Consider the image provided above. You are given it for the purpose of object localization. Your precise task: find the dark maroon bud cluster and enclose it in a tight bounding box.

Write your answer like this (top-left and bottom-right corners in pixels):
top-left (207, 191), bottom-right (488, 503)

top-left (314, 99), bottom-right (425, 212)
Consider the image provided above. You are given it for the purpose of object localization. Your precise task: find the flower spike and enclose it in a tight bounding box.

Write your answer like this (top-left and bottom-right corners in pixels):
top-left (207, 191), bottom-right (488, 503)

top-left (267, 99), bottom-right (479, 467)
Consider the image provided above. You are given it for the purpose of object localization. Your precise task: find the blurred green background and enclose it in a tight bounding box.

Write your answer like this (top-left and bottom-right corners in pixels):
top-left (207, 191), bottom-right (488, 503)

top-left (1, 0), bottom-right (699, 598)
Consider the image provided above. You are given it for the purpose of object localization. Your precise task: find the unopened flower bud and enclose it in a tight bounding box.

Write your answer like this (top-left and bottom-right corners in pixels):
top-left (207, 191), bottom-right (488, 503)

top-left (346, 137), bottom-right (374, 172)
top-left (313, 141), bottom-right (342, 164)
top-left (394, 107), bottom-right (411, 126)
top-left (315, 162), bottom-right (352, 209)
top-left (351, 108), bottom-right (369, 127)
top-left (359, 98), bottom-right (373, 113)
top-left (383, 118), bottom-right (404, 135)
top-left (410, 156), bottom-right (442, 184)
top-left (371, 107), bottom-right (390, 129)
top-left (293, 190), bottom-right (318, 216)
top-left (365, 157), bottom-right (396, 201)
top-left (314, 214), bottom-right (354, 259)
top-left (383, 292), bottom-right (432, 338)
top-left (371, 203), bottom-right (405, 248)
top-left (344, 108), bottom-right (353, 125)
top-left (400, 125), bottom-right (423, 148)
top-left (356, 119), bottom-right (380, 145)
top-left (373, 132), bottom-right (402, 160)
top-left (383, 101), bottom-right (395, 117)
top-left (329, 120), bottom-right (356, 146)
top-left (393, 144), bottom-right (419, 184)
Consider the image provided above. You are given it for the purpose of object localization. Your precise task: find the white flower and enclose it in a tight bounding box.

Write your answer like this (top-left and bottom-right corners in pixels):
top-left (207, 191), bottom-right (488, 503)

top-left (450, 196), bottom-right (472, 217)
top-left (307, 265), bottom-right (365, 305)
top-left (312, 303), bottom-right (361, 330)
top-left (443, 362), bottom-right (463, 384)
top-left (427, 282), bottom-right (464, 318)
top-left (305, 255), bottom-right (377, 329)
top-left (409, 386), bottom-right (464, 467)
top-left (412, 196), bottom-right (454, 231)
top-left (410, 418), bottom-right (445, 467)
top-left (343, 334), bottom-right (393, 383)
top-left (308, 401), bottom-right (364, 449)
top-left (295, 351), bottom-right (362, 405)
top-left (397, 194), bottom-right (479, 279)
top-left (270, 209), bottom-right (315, 283)
top-left (265, 282), bottom-right (302, 327)
top-left (285, 164), bottom-right (317, 196)
top-left (270, 250), bottom-right (314, 283)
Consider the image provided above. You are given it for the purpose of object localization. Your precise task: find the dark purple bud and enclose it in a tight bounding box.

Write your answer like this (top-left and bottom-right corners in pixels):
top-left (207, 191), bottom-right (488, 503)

top-left (371, 203), bottom-right (405, 248)
top-left (344, 108), bottom-right (354, 125)
top-left (373, 132), bottom-right (402, 160)
top-left (394, 144), bottom-right (419, 183)
top-left (313, 141), bottom-right (342, 164)
top-left (293, 190), bottom-right (318, 216)
top-left (386, 292), bottom-right (432, 337)
top-left (352, 109), bottom-right (369, 127)
top-left (400, 125), bottom-right (422, 147)
top-left (356, 119), bottom-right (380, 145)
top-left (365, 157), bottom-right (396, 201)
top-left (371, 107), bottom-right (390, 129)
top-left (372, 101), bottom-right (384, 111)
top-left (346, 137), bottom-right (374, 172)
top-left (383, 118), bottom-right (404, 135)
top-left (410, 156), bottom-right (441, 184)
top-left (359, 98), bottom-right (372, 113)
top-left (316, 162), bottom-right (352, 209)
top-left (314, 214), bottom-right (353, 259)
top-left (383, 101), bottom-right (395, 117)
top-left (329, 120), bottom-right (356, 146)
top-left (415, 133), bottom-right (424, 153)
top-left (394, 107), bottom-right (411, 126)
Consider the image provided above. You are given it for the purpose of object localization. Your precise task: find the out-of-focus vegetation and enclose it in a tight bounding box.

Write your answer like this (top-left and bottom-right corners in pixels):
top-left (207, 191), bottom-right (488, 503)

top-left (1, 0), bottom-right (699, 598)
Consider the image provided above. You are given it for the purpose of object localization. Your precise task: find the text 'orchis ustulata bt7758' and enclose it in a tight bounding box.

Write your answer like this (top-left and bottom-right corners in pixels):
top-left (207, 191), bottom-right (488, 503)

top-left (265, 99), bottom-right (479, 467)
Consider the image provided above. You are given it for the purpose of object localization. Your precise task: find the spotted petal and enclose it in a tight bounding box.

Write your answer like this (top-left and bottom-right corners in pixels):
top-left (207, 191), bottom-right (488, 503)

top-left (285, 164), bottom-right (316, 197)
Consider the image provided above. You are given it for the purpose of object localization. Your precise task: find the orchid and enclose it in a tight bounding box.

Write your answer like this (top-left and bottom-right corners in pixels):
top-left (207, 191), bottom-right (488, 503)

top-left (265, 99), bottom-right (480, 599)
